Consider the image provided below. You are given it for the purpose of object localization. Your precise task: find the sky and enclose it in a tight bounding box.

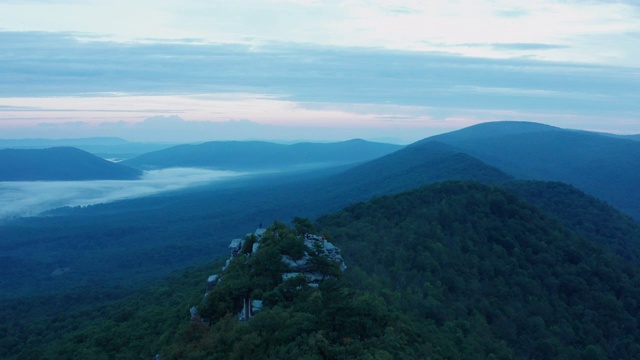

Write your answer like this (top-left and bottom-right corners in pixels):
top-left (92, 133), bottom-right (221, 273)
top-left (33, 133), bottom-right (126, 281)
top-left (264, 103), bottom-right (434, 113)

top-left (1, 0), bottom-right (639, 143)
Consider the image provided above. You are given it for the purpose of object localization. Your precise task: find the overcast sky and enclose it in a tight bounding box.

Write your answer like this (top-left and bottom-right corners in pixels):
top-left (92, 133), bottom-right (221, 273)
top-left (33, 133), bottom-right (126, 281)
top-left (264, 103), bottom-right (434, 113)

top-left (1, 0), bottom-right (639, 143)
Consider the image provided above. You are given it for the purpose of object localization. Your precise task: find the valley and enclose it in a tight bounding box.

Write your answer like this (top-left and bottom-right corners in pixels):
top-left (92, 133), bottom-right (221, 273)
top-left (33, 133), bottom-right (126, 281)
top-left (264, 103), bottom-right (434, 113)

top-left (1, 121), bottom-right (640, 359)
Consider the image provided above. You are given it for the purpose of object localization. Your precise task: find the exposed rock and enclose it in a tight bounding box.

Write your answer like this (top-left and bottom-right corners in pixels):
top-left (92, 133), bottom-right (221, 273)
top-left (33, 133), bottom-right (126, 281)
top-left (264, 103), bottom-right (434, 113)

top-left (193, 226), bottom-right (347, 323)
top-left (281, 254), bottom-right (315, 272)
top-left (255, 228), bottom-right (266, 238)
top-left (280, 233), bottom-right (347, 286)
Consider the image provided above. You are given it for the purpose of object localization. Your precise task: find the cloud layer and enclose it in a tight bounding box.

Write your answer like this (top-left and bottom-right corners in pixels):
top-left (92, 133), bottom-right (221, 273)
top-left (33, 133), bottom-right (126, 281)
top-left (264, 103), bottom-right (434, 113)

top-left (0, 168), bottom-right (241, 220)
top-left (1, 31), bottom-right (639, 140)
top-left (0, 1), bottom-right (639, 141)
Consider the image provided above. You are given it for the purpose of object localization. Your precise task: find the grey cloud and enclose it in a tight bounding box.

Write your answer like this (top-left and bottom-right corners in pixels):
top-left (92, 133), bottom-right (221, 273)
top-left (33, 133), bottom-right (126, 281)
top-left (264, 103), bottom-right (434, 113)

top-left (0, 105), bottom-right (43, 111)
top-left (1, 31), bottom-right (639, 118)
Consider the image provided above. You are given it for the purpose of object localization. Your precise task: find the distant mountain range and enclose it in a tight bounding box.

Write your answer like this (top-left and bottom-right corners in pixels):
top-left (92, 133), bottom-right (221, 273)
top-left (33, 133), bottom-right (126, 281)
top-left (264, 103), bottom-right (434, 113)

top-left (121, 139), bottom-right (403, 171)
top-left (426, 121), bottom-right (640, 220)
top-left (3, 122), bottom-right (640, 358)
top-left (0, 147), bottom-right (142, 181)
top-left (2, 121), bottom-right (640, 299)
top-left (0, 137), bottom-right (175, 160)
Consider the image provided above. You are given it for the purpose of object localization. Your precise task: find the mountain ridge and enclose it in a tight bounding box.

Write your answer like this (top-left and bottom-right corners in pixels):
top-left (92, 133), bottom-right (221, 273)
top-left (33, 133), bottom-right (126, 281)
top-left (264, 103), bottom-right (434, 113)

top-left (121, 139), bottom-right (403, 171)
top-left (0, 147), bottom-right (142, 181)
top-left (425, 121), bottom-right (640, 220)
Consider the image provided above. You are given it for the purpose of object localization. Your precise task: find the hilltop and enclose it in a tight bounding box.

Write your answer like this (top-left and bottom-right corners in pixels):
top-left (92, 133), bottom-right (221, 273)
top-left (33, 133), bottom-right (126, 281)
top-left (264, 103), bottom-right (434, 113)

top-left (315, 181), bottom-right (640, 359)
top-left (426, 121), bottom-right (640, 220)
top-left (0, 147), bottom-right (142, 181)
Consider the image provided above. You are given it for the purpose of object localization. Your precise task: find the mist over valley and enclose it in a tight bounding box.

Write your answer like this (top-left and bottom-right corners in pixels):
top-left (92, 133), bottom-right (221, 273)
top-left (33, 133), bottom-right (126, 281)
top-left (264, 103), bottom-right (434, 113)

top-left (0, 167), bottom-right (243, 220)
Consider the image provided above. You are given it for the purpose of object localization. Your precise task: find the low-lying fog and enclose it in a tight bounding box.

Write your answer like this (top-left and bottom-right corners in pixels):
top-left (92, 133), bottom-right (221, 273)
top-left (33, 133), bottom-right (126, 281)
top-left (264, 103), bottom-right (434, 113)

top-left (0, 168), bottom-right (242, 220)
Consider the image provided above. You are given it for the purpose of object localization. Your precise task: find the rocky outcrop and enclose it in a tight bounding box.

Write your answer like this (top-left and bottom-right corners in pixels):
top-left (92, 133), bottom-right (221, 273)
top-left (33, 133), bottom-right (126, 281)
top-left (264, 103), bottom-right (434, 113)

top-left (281, 233), bottom-right (347, 287)
top-left (192, 225), bottom-right (347, 322)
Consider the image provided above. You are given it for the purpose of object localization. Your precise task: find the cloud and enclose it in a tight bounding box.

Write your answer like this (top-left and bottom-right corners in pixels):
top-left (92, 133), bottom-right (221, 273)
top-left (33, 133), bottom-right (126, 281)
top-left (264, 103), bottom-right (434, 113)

top-left (0, 31), bottom-right (639, 139)
top-left (0, 168), bottom-right (242, 220)
top-left (1, 31), bottom-right (635, 107)
top-left (489, 43), bottom-right (570, 51)
top-left (494, 9), bottom-right (530, 18)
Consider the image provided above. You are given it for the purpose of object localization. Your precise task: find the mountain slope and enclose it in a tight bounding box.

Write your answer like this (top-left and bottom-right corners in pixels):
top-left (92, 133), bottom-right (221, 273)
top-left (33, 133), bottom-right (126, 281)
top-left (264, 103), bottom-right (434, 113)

top-left (0, 142), bottom-right (511, 301)
top-left (0, 147), bottom-right (142, 181)
top-left (316, 181), bottom-right (640, 359)
top-left (314, 140), bottom-right (512, 206)
top-left (122, 139), bottom-right (402, 171)
top-left (426, 121), bottom-right (640, 220)
top-left (504, 180), bottom-right (640, 262)
top-left (6, 181), bottom-right (640, 359)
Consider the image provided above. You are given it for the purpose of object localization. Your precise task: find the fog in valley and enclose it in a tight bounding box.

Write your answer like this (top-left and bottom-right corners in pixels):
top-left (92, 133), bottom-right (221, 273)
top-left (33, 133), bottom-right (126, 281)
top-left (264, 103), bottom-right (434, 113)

top-left (0, 168), bottom-right (242, 219)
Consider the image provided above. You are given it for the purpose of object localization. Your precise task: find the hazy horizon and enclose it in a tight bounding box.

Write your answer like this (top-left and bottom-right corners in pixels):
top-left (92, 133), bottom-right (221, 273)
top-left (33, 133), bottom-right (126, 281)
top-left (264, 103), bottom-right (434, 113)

top-left (0, 1), bottom-right (639, 142)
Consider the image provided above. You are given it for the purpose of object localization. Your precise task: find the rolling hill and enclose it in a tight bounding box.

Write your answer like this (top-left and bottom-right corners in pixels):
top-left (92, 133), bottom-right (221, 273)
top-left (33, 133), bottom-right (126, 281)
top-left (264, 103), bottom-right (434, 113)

top-left (9, 181), bottom-right (640, 358)
top-left (5, 130), bottom-right (640, 302)
top-left (0, 147), bottom-right (142, 181)
top-left (313, 181), bottom-right (640, 359)
top-left (504, 180), bottom-right (640, 262)
top-left (4, 130), bottom-right (640, 358)
top-left (427, 121), bottom-right (640, 220)
top-left (121, 139), bottom-right (403, 171)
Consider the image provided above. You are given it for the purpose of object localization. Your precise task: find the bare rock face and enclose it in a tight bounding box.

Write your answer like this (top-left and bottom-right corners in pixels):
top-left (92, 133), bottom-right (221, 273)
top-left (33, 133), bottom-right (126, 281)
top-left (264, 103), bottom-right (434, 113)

top-left (281, 233), bottom-right (347, 286)
top-left (194, 225), bottom-right (347, 322)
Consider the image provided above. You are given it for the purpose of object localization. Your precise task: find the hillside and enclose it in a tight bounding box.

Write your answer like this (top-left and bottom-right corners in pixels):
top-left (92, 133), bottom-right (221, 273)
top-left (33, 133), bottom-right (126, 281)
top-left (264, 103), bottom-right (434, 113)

top-left (0, 172), bottom-right (638, 358)
top-left (0, 142), bottom-right (510, 300)
top-left (313, 140), bottom-right (512, 207)
top-left (31, 181), bottom-right (640, 359)
top-left (504, 181), bottom-right (640, 262)
top-left (427, 121), bottom-right (640, 220)
top-left (5, 136), bottom-right (640, 303)
top-left (314, 181), bottom-right (640, 359)
top-left (0, 147), bottom-right (142, 181)
top-left (121, 139), bottom-right (402, 171)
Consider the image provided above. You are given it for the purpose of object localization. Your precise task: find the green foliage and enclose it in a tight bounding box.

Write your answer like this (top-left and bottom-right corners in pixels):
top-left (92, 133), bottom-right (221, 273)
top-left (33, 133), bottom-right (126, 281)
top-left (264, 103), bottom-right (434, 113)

top-left (6, 180), bottom-right (640, 359)
top-left (0, 263), bottom-right (218, 359)
top-left (292, 216), bottom-right (315, 234)
top-left (176, 222), bottom-right (429, 359)
top-left (504, 180), bottom-right (640, 262)
top-left (316, 181), bottom-right (640, 359)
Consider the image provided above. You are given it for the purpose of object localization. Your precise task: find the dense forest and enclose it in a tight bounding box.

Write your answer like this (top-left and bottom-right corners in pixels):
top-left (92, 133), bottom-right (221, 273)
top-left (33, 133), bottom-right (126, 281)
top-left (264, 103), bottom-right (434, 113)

top-left (5, 181), bottom-right (640, 359)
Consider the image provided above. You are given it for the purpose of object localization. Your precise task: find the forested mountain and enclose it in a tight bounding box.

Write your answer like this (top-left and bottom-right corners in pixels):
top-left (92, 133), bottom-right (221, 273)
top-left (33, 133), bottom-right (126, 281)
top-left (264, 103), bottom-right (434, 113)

top-left (504, 181), bottom-right (640, 262)
top-left (122, 139), bottom-right (402, 171)
top-left (319, 140), bottom-right (511, 197)
top-left (12, 182), bottom-right (640, 358)
top-left (314, 181), bottom-right (640, 359)
top-left (3, 135), bottom-right (640, 303)
top-left (3, 123), bottom-right (640, 358)
top-left (0, 147), bottom-right (142, 181)
top-left (426, 121), bottom-right (640, 220)
top-left (0, 141), bottom-right (512, 301)
top-left (0, 138), bottom-right (175, 160)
